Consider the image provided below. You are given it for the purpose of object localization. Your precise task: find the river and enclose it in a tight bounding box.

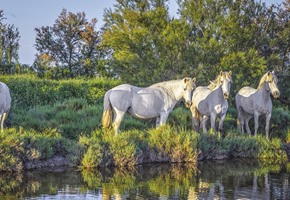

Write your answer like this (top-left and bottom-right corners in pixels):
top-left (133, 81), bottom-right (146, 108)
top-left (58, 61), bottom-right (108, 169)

top-left (1, 159), bottom-right (289, 199)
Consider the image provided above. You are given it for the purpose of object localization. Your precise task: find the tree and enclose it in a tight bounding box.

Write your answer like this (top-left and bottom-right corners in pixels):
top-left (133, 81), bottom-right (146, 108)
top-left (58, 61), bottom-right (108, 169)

top-left (178, 0), bottom-right (288, 88)
top-left (0, 10), bottom-right (20, 74)
top-left (102, 0), bottom-right (193, 85)
top-left (34, 9), bottom-right (102, 78)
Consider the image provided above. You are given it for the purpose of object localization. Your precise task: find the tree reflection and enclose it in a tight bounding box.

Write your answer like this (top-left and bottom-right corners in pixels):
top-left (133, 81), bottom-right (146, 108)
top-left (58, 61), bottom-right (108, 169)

top-left (0, 161), bottom-right (289, 199)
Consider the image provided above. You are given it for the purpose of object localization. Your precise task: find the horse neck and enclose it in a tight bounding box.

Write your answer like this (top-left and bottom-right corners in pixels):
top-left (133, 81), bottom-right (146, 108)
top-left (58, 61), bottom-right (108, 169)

top-left (211, 85), bottom-right (226, 101)
top-left (257, 83), bottom-right (271, 103)
top-left (158, 81), bottom-right (182, 101)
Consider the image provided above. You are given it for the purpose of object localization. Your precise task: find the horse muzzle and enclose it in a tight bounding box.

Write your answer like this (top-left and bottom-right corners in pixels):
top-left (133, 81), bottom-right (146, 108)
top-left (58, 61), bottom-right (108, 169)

top-left (223, 93), bottom-right (229, 99)
top-left (185, 101), bottom-right (192, 108)
top-left (272, 90), bottom-right (280, 99)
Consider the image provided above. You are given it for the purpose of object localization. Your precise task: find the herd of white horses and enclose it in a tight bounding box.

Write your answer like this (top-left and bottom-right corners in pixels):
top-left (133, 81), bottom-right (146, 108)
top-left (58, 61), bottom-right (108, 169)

top-left (102, 71), bottom-right (280, 139)
top-left (0, 71), bottom-right (280, 140)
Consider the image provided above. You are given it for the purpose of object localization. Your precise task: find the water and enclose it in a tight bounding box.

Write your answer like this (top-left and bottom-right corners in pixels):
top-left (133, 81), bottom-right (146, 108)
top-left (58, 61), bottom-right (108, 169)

top-left (1, 159), bottom-right (289, 200)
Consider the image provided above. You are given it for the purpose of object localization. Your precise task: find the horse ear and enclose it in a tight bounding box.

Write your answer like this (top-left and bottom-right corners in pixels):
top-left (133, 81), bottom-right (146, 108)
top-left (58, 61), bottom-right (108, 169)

top-left (192, 77), bottom-right (196, 83)
top-left (272, 70), bottom-right (275, 74)
top-left (183, 78), bottom-right (188, 83)
top-left (267, 71), bottom-right (271, 76)
top-left (229, 71), bottom-right (232, 76)
top-left (220, 71), bottom-right (223, 76)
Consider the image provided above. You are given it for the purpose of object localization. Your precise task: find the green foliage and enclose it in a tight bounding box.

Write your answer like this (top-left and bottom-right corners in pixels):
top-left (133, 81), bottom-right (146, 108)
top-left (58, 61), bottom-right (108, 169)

top-left (13, 98), bottom-right (101, 139)
top-left (34, 9), bottom-right (103, 78)
top-left (271, 107), bottom-right (290, 140)
top-left (257, 136), bottom-right (288, 164)
top-left (0, 10), bottom-right (20, 73)
top-left (219, 49), bottom-right (267, 97)
top-left (0, 74), bottom-right (120, 108)
top-left (103, 0), bottom-right (192, 84)
top-left (148, 125), bottom-right (199, 163)
top-left (80, 126), bottom-right (199, 168)
top-left (168, 106), bottom-right (192, 129)
top-left (0, 129), bottom-right (24, 171)
top-left (0, 128), bottom-right (81, 171)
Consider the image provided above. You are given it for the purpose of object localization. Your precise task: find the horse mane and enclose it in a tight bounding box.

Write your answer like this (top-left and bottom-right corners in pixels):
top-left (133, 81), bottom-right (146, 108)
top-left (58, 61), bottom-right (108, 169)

top-left (207, 71), bottom-right (232, 91)
top-left (207, 75), bottom-right (222, 91)
top-left (257, 71), bottom-right (277, 89)
top-left (151, 79), bottom-right (181, 99)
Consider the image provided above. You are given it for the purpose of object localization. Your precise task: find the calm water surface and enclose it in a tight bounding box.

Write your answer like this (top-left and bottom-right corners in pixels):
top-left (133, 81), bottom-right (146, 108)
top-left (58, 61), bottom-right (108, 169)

top-left (1, 159), bottom-right (289, 200)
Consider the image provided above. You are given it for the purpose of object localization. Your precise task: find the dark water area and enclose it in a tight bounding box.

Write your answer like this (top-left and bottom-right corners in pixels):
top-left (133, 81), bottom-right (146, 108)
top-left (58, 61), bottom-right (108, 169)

top-left (1, 159), bottom-right (290, 200)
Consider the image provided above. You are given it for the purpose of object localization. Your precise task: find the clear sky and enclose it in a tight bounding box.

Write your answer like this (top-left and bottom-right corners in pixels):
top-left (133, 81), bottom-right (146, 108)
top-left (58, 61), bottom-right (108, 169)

top-left (1, 0), bottom-right (284, 65)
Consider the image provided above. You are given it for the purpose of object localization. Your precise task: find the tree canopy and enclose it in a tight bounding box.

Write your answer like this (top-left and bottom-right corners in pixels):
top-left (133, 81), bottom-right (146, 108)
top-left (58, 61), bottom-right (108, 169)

top-left (0, 1), bottom-right (289, 102)
top-left (0, 10), bottom-right (20, 74)
top-left (33, 9), bottom-right (103, 78)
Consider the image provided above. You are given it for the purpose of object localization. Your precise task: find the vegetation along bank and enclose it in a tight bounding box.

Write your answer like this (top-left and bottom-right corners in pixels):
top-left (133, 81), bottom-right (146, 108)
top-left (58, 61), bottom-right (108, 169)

top-left (0, 75), bottom-right (289, 172)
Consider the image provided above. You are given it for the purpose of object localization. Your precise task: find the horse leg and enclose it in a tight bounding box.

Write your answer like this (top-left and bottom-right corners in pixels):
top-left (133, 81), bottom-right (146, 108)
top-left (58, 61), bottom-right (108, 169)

top-left (192, 116), bottom-right (199, 132)
top-left (265, 113), bottom-right (271, 140)
top-left (245, 114), bottom-right (253, 135)
top-left (112, 109), bottom-right (126, 135)
top-left (0, 114), bottom-right (2, 132)
top-left (218, 113), bottom-right (226, 132)
top-left (201, 115), bottom-right (209, 133)
top-left (210, 113), bottom-right (217, 133)
top-left (190, 106), bottom-right (200, 132)
top-left (1, 112), bottom-right (7, 132)
top-left (237, 107), bottom-right (245, 134)
top-left (159, 112), bottom-right (170, 126)
top-left (156, 116), bottom-right (160, 127)
top-left (254, 112), bottom-right (260, 137)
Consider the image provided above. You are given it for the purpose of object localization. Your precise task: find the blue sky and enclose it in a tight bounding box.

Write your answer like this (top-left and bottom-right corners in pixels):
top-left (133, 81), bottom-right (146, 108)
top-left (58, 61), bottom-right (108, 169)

top-left (1, 0), bottom-right (284, 65)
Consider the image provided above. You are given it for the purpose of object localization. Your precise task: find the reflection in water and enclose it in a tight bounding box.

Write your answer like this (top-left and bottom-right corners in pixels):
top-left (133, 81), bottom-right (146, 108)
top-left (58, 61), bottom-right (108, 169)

top-left (0, 160), bottom-right (289, 199)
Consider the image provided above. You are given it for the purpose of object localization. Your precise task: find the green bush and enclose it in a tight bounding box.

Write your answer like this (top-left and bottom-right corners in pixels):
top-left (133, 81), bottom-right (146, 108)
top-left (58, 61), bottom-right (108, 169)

top-left (168, 106), bottom-right (192, 129)
top-left (257, 136), bottom-right (288, 164)
top-left (0, 74), bottom-right (121, 108)
top-left (0, 128), bottom-right (81, 171)
top-left (148, 125), bottom-right (199, 163)
top-left (271, 107), bottom-right (290, 140)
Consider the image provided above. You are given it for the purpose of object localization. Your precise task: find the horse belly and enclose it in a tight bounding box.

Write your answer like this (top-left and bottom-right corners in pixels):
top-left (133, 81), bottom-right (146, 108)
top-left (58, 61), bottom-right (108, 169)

top-left (240, 97), bottom-right (254, 114)
top-left (129, 95), bottom-right (161, 119)
top-left (197, 101), bottom-right (211, 116)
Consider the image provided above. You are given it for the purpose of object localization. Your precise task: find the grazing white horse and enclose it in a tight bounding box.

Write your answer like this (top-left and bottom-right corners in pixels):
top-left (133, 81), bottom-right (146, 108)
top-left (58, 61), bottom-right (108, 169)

top-left (190, 71), bottom-right (232, 133)
top-left (0, 82), bottom-right (11, 132)
top-left (102, 78), bottom-right (196, 134)
top-left (235, 71), bottom-right (280, 140)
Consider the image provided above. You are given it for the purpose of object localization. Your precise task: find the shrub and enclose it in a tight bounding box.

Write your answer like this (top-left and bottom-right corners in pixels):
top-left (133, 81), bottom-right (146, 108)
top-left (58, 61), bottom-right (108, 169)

top-left (148, 125), bottom-right (199, 163)
top-left (168, 106), bottom-right (192, 129)
top-left (0, 74), bottom-right (121, 108)
top-left (257, 136), bottom-right (288, 164)
top-left (0, 128), bottom-right (81, 171)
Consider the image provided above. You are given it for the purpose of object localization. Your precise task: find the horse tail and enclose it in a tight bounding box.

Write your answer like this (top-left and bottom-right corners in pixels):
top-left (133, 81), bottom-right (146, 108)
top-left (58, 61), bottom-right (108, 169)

top-left (102, 91), bottom-right (113, 129)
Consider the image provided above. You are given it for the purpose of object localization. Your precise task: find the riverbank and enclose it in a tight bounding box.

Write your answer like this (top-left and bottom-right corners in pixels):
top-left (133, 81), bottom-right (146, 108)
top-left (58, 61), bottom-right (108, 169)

top-left (1, 126), bottom-right (288, 171)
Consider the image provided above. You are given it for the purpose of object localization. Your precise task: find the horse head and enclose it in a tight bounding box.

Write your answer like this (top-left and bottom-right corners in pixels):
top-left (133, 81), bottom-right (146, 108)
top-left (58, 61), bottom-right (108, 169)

top-left (219, 71), bottom-right (232, 99)
top-left (266, 71), bottom-right (280, 99)
top-left (183, 77), bottom-right (196, 107)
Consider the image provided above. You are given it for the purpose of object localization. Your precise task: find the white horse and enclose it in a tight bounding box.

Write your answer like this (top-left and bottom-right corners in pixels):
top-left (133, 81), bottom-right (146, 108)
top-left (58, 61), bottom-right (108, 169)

top-left (102, 77), bottom-right (196, 134)
top-left (235, 71), bottom-right (280, 140)
top-left (0, 82), bottom-right (11, 132)
top-left (190, 71), bottom-right (232, 133)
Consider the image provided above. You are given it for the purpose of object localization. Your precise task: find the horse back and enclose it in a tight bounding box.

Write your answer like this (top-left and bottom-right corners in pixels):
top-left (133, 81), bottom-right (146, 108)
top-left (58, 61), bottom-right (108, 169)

top-left (108, 84), bottom-right (141, 111)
